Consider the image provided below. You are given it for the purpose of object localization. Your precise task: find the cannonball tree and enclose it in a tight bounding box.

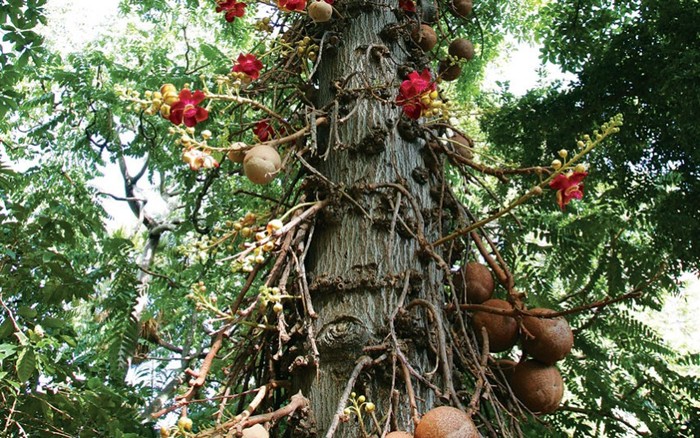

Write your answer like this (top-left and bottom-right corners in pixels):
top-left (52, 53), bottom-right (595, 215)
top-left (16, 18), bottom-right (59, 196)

top-left (117, 0), bottom-right (627, 436)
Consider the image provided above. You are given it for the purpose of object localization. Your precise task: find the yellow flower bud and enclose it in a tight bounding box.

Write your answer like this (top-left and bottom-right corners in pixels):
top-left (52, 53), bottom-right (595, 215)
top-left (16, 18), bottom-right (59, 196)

top-left (558, 149), bottom-right (568, 159)
top-left (551, 159), bottom-right (562, 170)
top-left (574, 163), bottom-right (587, 173)
top-left (365, 402), bottom-right (375, 413)
top-left (159, 104), bottom-right (171, 118)
top-left (160, 83), bottom-right (177, 95)
top-left (177, 417), bottom-right (193, 432)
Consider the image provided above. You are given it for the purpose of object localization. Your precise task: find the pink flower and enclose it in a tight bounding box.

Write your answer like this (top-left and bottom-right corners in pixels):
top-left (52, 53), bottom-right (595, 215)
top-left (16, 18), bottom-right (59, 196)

top-left (278, 0), bottom-right (307, 12)
top-left (233, 54), bottom-right (264, 81)
top-left (399, 0), bottom-right (415, 12)
top-left (396, 69), bottom-right (436, 120)
top-left (182, 149), bottom-right (219, 171)
top-left (253, 120), bottom-right (274, 142)
top-left (169, 89), bottom-right (209, 128)
top-left (549, 171), bottom-right (588, 210)
top-left (216, 0), bottom-right (247, 22)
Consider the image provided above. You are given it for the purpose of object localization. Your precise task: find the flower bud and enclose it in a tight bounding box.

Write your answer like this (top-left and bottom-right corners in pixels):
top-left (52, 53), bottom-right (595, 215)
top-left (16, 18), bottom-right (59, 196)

top-left (551, 159), bottom-right (562, 170)
top-left (574, 163), bottom-right (587, 173)
top-left (160, 83), bottom-right (177, 95)
top-left (267, 219), bottom-right (284, 232)
top-left (558, 149), bottom-right (568, 159)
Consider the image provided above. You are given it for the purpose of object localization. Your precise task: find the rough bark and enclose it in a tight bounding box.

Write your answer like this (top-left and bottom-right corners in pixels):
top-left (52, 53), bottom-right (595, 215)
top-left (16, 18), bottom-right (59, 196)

top-left (302, 4), bottom-right (444, 436)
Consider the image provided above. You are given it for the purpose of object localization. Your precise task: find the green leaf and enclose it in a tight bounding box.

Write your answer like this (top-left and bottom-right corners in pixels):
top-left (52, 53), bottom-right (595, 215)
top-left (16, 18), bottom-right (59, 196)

top-left (17, 306), bottom-right (38, 319)
top-left (0, 319), bottom-right (14, 339)
top-left (16, 348), bottom-right (36, 383)
top-left (0, 343), bottom-right (17, 361)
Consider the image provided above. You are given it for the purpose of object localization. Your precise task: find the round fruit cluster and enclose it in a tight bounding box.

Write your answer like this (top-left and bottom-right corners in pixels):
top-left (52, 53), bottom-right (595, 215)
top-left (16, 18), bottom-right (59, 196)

top-left (457, 262), bottom-right (573, 414)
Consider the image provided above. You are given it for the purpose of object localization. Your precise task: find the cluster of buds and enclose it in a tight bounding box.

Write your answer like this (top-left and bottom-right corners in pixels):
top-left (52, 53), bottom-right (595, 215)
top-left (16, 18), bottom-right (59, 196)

top-left (115, 86), bottom-right (147, 112)
top-left (343, 392), bottom-right (376, 418)
top-left (233, 217), bottom-right (284, 272)
top-left (258, 285), bottom-right (285, 313)
top-left (296, 36), bottom-right (320, 62)
top-left (142, 84), bottom-right (180, 118)
top-left (254, 16), bottom-right (273, 32)
top-left (209, 212), bottom-right (259, 254)
top-left (551, 149), bottom-right (587, 173)
top-left (419, 89), bottom-right (451, 119)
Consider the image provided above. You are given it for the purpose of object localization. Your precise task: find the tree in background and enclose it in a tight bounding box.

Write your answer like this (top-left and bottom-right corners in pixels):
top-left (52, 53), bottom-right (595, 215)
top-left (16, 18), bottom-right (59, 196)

top-left (0, 1), bottom-right (698, 438)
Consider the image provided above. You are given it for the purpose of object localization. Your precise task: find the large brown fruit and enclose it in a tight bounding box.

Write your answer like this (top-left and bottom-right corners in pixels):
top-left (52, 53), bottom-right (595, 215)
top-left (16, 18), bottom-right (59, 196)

top-left (411, 24), bottom-right (438, 52)
top-left (463, 262), bottom-right (494, 303)
top-left (438, 60), bottom-right (461, 81)
top-left (510, 360), bottom-right (564, 414)
top-left (448, 38), bottom-right (475, 61)
top-left (472, 299), bottom-right (518, 352)
top-left (386, 432), bottom-right (413, 438)
top-left (521, 308), bottom-right (574, 364)
top-left (241, 424), bottom-right (269, 438)
top-left (446, 132), bottom-right (473, 160)
top-left (243, 145), bottom-right (281, 185)
top-left (452, 0), bottom-right (473, 17)
top-left (415, 406), bottom-right (479, 438)
top-left (492, 358), bottom-right (518, 382)
top-left (227, 141), bottom-right (248, 163)
top-left (307, 1), bottom-right (333, 23)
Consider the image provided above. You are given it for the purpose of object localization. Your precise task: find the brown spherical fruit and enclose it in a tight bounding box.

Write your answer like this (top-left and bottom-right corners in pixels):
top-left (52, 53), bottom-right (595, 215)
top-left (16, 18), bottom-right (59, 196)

top-left (227, 141), bottom-right (247, 163)
top-left (448, 38), bottom-right (475, 61)
top-left (243, 145), bottom-right (281, 185)
top-left (386, 432), bottom-right (413, 438)
top-left (415, 406), bottom-right (479, 438)
top-left (472, 299), bottom-right (518, 352)
top-left (452, 0), bottom-right (473, 17)
top-left (521, 308), bottom-right (574, 364)
top-left (438, 60), bottom-right (462, 81)
top-left (307, 1), bottom-right (333, 23)
top-left (492, 358), bottom-right (518, 382)
top-left (463, 262), bottom-right (494, 303)
top-left (411, 24), bottom-right (438, 52)
top-left (452, 133), bottom-right (473, 159)
top-left (241, 424), bottom-right (269, 438)
top-left (510, 360), bottom-right (564, 414)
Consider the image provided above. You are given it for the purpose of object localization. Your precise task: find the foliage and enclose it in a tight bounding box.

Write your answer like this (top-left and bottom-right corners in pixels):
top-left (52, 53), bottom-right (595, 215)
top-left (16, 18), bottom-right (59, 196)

top-left (482, 0), bottom-right (700, 273)
top-left (0, 0), bottom-right (48, 124)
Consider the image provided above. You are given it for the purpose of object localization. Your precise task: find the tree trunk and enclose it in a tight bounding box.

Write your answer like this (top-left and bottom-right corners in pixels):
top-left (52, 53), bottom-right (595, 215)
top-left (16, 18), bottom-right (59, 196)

top-left (303, 4), bottom-right (444, 436)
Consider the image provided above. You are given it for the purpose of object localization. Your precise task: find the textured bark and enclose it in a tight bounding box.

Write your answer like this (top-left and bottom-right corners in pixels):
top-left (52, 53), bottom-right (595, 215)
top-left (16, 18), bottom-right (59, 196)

top-left (302, 4), bottom-right (443, 436)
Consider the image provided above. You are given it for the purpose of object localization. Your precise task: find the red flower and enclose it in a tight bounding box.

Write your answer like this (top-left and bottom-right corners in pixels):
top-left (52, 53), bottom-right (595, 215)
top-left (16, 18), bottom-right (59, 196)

top-left (278, 0), bottom-right (307, 11)
top-left (396, 69), bottom-right (436, 120)
top-left (549, 171), bottom-right (588, 210)
top-left (253, 120), bottom-right (275, 142)
top-left (169, 89), bottom-right (209, 128)
top-left (233, 53), bottom-right (264, 81)
top-left (399, 0), bottom-right (416, 12)
top-left (216, 0), bottom-right (247, 22)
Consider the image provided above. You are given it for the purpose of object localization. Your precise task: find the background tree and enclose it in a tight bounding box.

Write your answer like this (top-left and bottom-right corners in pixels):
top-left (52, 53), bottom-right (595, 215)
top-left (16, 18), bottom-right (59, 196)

top-left (0, 0), bottom-right (697, 437)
